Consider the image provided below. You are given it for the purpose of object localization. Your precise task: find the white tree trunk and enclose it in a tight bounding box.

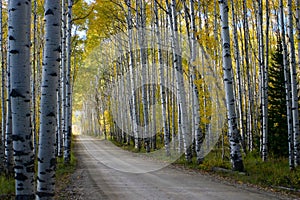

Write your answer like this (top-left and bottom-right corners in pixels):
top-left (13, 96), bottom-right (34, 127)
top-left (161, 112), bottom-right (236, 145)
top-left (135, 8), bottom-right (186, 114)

top-left (61, 0), bottom-right (67, 155)
top-left (154, 0), bottom-right (170, 156)
top-left (5, 62), bottom-right (13, 174)
top-left (57, 78), bottom-right (63, 157)
top-left (280, 0), bottom-right (294, 170)
top-left (264, 0), bottom-right (270, 160)
top-left (219, 0), bottom-right (244, 171)
top-left (287, 0), bottom-right (300, 166)
top-left (8, 0), bottom-right (35, 197)
top-left (189, 0), bottom-right (203, 164)
top-left (257, 0), bottom-right (268, 161)
top-left (36, 0), bottom-right (61, 198)
top-left (126, 0), bottom-right (139, 149)
top-left (0, 0), bottom-right (4, 172)
top-left (137, 0), bottom-right (150, 152)
top-left (64, 0), bottom-right (73, 163)
top-left (243, 0), bottom-right (253, 152)
top-left (32, 0), bottom-right (38, 156)
top-left (167, 0), bottom-right (192, 162)
top-left (230, 0), bottom-right (245, 152)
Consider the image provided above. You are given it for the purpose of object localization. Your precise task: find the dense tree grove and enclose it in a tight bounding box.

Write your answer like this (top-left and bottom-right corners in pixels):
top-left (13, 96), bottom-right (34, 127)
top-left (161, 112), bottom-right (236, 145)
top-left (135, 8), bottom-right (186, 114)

top-left (76, 0), bottom-right (300, 171)
top-left (0, 0), bottom-right (76, 198)
top-left (0, 0), bottom-right (299, 197)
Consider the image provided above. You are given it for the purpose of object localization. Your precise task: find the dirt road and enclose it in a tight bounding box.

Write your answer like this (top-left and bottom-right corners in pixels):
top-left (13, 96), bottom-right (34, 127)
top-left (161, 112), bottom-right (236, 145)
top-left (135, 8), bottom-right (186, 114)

top-left (70, 135), bottom-right (294, 200)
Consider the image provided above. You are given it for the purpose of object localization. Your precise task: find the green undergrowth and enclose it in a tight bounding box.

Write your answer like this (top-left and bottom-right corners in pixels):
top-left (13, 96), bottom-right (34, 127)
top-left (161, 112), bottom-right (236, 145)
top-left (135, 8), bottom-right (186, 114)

top-left (110, 138), bottom-right (143, 153)
top-left (242, 153), bottom-right (299, 189)
top-left (0, 152), bottom-right (76, 198)
top-left (55, 138), bottom-right (77, 199)
top-left (56, 135), bottom-right (77, 180)
top-left (0, 174), bottom-right (15, 198)
top-left (0, 138), bottom-right (77, 199)
top-left (176, 149), bottom-right (300, 197)
top-left (56, 151), bottom-right (77, 178)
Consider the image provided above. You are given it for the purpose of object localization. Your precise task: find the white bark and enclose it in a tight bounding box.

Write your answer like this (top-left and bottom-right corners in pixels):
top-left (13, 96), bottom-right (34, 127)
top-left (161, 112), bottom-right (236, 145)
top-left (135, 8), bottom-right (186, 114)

top-left (126, 0), bottom-right (139, 149)
top-left (36, 0), bottom-right (61, 198)
top-left (32, 0), bottom-right (38, 156)
top-left (170, 0), bottom-right (192, 162)
top-left (219, 0), bottom-right (244, 171)
top-left (264, 0), bottom-right (270, 159)
top-left (64, 0), bottom-right (73, 163)
top-left (137, 0), bottom-right (150, 152)
top-left (0, 0), bottom-right (4, 171)
top-left (9, 0), bottom-right (35, 197)
top-left (280, 0), bottom-right (294, 170)
top-left (55, 0), bottom-right (64, 157)
top-left (61, 0), bottom-right (67, 155)
top-left (257, 0), bottom-right (268, 161)
top-left (230, 0), bottom-right (245, 152)
top-left (57, 78), bottom-right (63, 157)
top-left (154, 0), bottom-right (170, 156)
top-left (243, 0), bottom-right (253, 152)
top-left (189, 0), bottom-right (203, 164)
top-left (287, 0), bottom-right (300, 166)
top-left (5, 59), bottom-right (13, 174)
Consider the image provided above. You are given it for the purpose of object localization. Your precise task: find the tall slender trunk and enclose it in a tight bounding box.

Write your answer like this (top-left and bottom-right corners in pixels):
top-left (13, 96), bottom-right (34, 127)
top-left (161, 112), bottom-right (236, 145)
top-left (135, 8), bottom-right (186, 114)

top-left (137, 0), bottom-right (150, 152)
top-left (189, 0), bottom-right (203, 164)
top-left (168, 0), bottom-right (192, 162)
top-left (56, 0), bottom-right (64, 157)
top-left (32, 0), bottom-right (37, 156)
top-left (243, 0), bottom-right (253, 152)
top-left (181, 3), bottom-right (193, 156)
top-left (135, 58), bottom-right (141, 146)
top-left (257, 0), bottom-right (268, 161)
top-left (154, 0), bottom-right (170, 156)
top-left (36, 0), bottom-right (61, 198)
top-left (0, 0), bottom-right (4, 171)
top-left (149, 20), bottom-right (157, 149)
top-left (61, 0), bottom-right (67, 156)
top-left (287, 0), bottom-right (300, 166)
top-left (9, 0), bottom-right (35, 197)
top-left (219, 0), bottom-right (244, 172)
top-left (171, 60), bottom-right (176, 152)
top-left (126, 0), bottom-right (139, 149)
top-left (64, 0), bottom-right (73, 163)
top-left (151, 64), bottom-right (157, 149)
top-left (5, 58), bottom-right (13, 175)
top-left (57, 72), bottom-right (63, 157)
top-left (230, 0), bottom-right (245, 153)
top-left (280, 0), bottom-right (294, 170)
top-left (265, 0), bottom-right (270, 159)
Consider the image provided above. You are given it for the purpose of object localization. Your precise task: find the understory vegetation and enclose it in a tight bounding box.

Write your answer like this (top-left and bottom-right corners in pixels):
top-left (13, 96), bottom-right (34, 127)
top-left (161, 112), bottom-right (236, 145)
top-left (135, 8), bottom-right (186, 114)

top-left (0, 143), bottom-right (77, 199)
top-left (182, 150), bottom-right (300, 192)
top-left (0, 175), bottom-right (14, 199)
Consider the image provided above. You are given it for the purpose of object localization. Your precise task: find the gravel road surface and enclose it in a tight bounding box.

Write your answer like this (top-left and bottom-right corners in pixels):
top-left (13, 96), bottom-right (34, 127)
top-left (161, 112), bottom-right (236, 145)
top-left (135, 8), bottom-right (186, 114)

top-left (57, 135), bottom-right (296, 200)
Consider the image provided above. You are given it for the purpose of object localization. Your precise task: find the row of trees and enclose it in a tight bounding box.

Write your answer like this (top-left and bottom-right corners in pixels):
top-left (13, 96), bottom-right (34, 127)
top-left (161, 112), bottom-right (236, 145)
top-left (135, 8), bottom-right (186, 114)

top-left (0, 0), bottom-right (76, 198)
top-left (77, 0), bottom-right (300, 173)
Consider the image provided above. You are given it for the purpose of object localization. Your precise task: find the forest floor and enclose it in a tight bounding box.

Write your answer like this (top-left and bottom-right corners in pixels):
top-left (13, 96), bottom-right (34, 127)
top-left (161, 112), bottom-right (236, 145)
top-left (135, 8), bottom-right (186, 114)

top-left (54, 135), bottom-right (299, 200)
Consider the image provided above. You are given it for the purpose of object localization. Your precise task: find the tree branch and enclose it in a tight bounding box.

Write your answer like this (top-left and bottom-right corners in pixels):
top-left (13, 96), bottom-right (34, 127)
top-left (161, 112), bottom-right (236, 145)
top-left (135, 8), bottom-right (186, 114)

top-left (72, 6), bottom-right (94, 22)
